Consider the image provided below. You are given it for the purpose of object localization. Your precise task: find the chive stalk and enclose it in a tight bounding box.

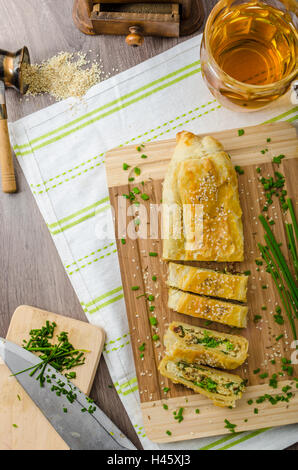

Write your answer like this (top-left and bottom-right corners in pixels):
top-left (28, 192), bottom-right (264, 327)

top-left (287, 198), bottom-right (298, 240)
top-left (259, 215), bottom-right (298, 308)
top-left (258, 243), bottom-right (297, 339)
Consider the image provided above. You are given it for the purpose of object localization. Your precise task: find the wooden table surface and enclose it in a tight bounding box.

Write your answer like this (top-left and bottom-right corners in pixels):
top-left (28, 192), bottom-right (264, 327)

top-left (0, 0), bottom-right (296, 450)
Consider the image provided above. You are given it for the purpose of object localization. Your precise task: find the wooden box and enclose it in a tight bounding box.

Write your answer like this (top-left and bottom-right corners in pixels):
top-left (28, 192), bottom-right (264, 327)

top-left (73, 0), bottom-right (204, 44)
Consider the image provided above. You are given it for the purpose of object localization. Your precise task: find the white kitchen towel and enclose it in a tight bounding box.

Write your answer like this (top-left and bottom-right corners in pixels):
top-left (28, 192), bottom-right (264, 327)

top-left (9, 35), bottom-right (298, 450)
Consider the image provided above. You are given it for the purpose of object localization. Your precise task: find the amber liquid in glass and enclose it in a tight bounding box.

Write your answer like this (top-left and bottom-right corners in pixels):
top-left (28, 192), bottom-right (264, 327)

top-left (210, 2), bottom-right (297, 88)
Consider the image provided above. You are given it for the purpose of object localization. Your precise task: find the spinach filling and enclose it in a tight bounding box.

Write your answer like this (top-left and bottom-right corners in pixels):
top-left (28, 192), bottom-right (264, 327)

top-left (194, 377), bottom-right (218, 393)
top-left (174, 325), bottom-right (236, 353)
top-left (176, 361), bottom-right (244, 395)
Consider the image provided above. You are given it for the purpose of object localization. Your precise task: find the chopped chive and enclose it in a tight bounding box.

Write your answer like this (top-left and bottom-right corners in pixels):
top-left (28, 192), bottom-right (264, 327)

top-left (254, 315), bottom-right (262, 323)
top-left (141, 193), bottom-right (149, 201)
top-left (166, 430), bottom-right (172, 436)
top-left (131, 286), bottom-right (140, 291)
top-left (65, 372), bottom-right (76, 379)
top-left (149, 317), bottom-right (158, 326)
top-left (274, 314), bottom-right (284, 325)
top-left (269, 374), bottom-right (278, 389)
top-left (134, 167), bottom-right (141, 175)
top-left (235, 165), bottom-right (244, 175)
top-left (163, 404), bottom-right (168, 410)
top-left (152, 275), bottom-right (157, 281)
top-left (224, 419), bottom-right (237, 433)
top-left (152, 334), bottom-right (160, 341)
top-left (275, 334), bottom-right (284, 341)
top-left (174, 407), bottom-right (184, 423)
top-left (149, 252), bottom-right (158, 257)
top-left (123, 163), bottom-right (130, 171)
top-left (238, 129), bottom-right (245, 136)
top-left (272, 154), bottom-right (285, 165)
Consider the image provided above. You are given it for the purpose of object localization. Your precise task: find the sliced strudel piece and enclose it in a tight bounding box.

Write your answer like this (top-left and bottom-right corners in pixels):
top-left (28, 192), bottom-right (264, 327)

top-left (167, 262), bottom-right (248, 302)
top-left (164, 321), bottom-right (249, 369)
top-left (168, 288), bottom-right (248, 328)
top-left (159, 356), bottom-right (246, 408)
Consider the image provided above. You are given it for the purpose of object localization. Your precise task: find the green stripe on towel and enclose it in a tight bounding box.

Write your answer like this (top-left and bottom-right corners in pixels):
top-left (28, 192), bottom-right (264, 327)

top-left (263, 106), bottom-right (298, 124)
top-left (67, 249), bottom-right (117, 275)
top-left (15, 67), bottom-right (201, 157)
top-left (286, 114), bottom-right (298, 123)
top-left (48, 196), bottom-right (109, 229)
top-left (199, 433), bottom-right (243, 450)
top-left (14, 60), bottom-right (200, 152)
top-left (81, 286), bottom-right (123, 308)
top-left (218, 428), bottom-right (270, 450)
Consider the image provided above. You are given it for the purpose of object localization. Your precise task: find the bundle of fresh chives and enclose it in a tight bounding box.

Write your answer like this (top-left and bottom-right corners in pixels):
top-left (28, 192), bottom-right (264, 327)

top-left (258, 200), bottom-right (298, 340)
top-left (286, 198), bottom-right (298, 280)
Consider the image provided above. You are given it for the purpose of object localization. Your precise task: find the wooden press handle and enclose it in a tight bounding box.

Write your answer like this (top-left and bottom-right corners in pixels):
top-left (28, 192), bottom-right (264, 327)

top-left (0, 119), bottom-right (17, 193)
top-left (125, 26), bottom-right (144, 47)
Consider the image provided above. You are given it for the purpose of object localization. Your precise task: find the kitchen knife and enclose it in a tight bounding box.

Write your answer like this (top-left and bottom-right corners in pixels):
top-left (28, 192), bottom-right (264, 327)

top-left (0, 337), bottom-right (136, 450)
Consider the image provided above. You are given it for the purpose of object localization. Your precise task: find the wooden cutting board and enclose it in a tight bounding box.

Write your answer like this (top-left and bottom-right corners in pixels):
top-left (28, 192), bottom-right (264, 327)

top-left (0, 305), bottom-right (105, 450)
top-left (106, 122), bottom-right (298, 443)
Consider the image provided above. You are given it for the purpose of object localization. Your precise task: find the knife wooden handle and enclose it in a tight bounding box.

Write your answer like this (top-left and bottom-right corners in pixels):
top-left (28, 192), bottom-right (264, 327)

top-left (0, 118), bottom-right (17, 193)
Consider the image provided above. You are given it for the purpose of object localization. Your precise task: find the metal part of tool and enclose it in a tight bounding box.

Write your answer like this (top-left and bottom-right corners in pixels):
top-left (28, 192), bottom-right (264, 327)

top-left (0, 46), bottom-right (30, 94)
top-left (0, 46), bottom-right (30, 193)
top-left (0, 337), bottom-right (136, 450)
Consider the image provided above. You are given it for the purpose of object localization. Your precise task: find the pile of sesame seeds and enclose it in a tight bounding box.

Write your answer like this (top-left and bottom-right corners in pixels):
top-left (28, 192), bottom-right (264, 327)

top-left (22, 51), bottom-right (103, 101)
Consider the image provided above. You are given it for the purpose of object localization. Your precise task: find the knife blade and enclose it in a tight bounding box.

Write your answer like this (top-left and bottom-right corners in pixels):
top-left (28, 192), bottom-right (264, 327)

top-left (0, 337), bottom-right (136, 450)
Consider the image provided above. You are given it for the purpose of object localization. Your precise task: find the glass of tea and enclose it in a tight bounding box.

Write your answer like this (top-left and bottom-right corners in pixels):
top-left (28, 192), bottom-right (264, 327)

top-left (200, 0), bottom-right (298, 111)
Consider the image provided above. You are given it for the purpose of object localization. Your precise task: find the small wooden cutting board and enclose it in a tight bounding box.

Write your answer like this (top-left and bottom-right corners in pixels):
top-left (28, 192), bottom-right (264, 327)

top-left (0, 305), bottom-right (105, 450)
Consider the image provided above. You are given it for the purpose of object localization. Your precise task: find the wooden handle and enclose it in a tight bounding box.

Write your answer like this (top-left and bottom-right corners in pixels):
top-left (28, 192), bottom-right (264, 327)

top-left (0, 119), bottom-right (16, 193)
top-left (125, 26), bottom-right (144, 47)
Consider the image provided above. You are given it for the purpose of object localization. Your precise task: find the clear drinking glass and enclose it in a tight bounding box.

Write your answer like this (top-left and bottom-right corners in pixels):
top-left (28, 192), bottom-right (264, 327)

top-left (200, 0), bottom-right (298, 111)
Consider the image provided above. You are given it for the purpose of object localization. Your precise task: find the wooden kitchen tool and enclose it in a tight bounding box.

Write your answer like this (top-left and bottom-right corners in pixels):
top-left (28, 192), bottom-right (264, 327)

top-left (0, 47), bottom-right (30, 193)
top-left (73, 0), bottom-right (204, 45)
top-left (0, 305), bottom-right (105, 450)
top-left (106, 122), bottom-right (298, 443)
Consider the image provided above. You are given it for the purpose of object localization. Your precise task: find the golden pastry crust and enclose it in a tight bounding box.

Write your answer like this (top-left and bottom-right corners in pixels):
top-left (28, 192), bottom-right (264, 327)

top-left (162, 131), bottom-right (244, 262)
top-left (164, 321), bottom-right (249, 370)
top-left (168, 288), bottom-right (248, 328)
top-left (159, 356), bottom-right (245, 408)
top-left (167, 262), bottom-right (248, 302)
